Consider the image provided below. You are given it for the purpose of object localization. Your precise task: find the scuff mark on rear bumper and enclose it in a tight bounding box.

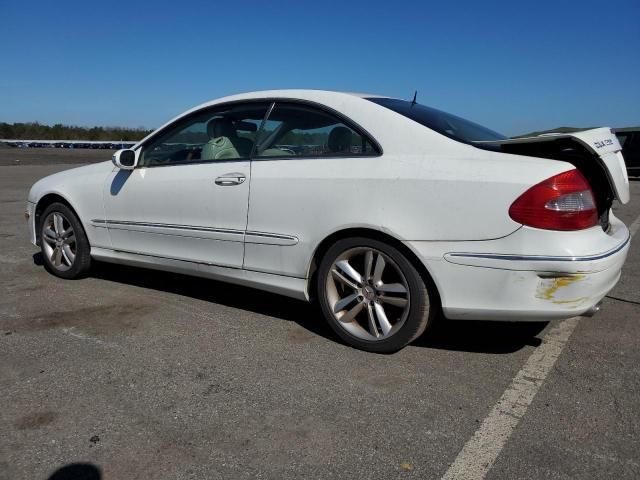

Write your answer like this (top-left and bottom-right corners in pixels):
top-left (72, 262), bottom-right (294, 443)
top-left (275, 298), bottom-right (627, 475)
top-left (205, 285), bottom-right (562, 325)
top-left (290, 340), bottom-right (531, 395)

top-left (536, 274), bottom-right (585, 302)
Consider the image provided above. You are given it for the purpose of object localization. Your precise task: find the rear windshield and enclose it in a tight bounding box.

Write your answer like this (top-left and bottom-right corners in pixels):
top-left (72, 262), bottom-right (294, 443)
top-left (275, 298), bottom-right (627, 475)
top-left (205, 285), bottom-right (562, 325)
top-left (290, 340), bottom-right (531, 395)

top-left (367, 97), bottom-right (507, 146)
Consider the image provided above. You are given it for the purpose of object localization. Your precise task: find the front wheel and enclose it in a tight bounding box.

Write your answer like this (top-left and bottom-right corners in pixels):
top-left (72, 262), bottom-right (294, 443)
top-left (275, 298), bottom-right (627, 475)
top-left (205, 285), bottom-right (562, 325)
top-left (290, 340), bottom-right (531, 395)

top-left (39, 202), bottom-right (91, 279)
top-left (317, 237), bottom-right (434, 353)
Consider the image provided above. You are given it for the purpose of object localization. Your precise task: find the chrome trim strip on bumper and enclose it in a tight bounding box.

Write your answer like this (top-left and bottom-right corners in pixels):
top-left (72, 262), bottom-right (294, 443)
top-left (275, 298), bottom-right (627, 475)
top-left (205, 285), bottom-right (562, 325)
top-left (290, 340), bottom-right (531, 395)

top-left (90, 219), bottom-right (298, 245)
top-left (447, 233), bottom-right (630, 263)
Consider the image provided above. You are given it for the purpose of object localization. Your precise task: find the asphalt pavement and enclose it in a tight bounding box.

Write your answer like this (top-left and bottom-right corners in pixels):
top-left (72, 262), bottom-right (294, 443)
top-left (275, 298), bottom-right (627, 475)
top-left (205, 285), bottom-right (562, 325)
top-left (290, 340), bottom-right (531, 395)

top-left (1, 150), bottom-right (639, 480)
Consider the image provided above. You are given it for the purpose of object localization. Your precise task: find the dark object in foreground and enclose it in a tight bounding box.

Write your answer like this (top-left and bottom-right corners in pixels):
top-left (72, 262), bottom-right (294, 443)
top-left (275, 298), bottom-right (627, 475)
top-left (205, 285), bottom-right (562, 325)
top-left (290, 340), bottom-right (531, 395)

top-left (48, 463), bottom-right (101, 480)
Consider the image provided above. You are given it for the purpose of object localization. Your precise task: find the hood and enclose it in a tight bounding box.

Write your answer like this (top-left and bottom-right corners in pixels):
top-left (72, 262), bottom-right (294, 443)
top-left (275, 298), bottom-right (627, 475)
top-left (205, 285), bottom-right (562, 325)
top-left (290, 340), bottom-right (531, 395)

top-left (28, 161), bottom-right (114, 203)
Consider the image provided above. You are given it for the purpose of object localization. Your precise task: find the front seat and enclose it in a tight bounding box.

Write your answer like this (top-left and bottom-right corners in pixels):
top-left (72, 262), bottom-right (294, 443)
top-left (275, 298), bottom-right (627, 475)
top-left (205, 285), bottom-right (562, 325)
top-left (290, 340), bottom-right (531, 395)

top-left (328, 126), bottom-right (352, 154)
top-left (201, 118), bottom-right (253, 160)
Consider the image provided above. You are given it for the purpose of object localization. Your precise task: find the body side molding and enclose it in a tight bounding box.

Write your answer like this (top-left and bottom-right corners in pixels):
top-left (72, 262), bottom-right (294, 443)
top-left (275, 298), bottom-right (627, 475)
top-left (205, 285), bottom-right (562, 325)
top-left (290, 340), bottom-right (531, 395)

top-left (91, 219), bottom-right (298, 246)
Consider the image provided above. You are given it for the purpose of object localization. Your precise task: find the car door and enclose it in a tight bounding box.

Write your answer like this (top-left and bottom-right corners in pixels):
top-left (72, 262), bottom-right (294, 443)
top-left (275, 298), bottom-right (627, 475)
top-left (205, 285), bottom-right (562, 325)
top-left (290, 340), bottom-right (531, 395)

top-left (101, 102), bottom-right (271, 268)
top-left (244, 101), bottom-right (381, 277)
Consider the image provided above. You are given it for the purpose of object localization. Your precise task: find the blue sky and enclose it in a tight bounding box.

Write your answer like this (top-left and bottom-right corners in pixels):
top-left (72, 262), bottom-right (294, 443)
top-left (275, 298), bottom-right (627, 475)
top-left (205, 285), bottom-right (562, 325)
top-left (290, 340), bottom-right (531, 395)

top-left (1, 0), bottom-right (639, 136)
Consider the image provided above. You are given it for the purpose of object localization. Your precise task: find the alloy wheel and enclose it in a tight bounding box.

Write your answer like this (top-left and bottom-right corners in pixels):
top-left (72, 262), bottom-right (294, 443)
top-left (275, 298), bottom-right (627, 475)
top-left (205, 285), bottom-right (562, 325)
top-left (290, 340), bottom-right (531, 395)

top-left (41, 212), bottom-right (76, 271)
top-left (325, 247), bottom-right (411, 341)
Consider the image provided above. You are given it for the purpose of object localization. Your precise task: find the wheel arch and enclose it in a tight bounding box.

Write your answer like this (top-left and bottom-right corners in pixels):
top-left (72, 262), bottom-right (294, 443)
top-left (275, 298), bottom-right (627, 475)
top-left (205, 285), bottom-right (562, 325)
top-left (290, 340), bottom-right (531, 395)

top-left (34, 193), bottom-right (87, 246)
top-left (306, 227), bottom-right (442, 309)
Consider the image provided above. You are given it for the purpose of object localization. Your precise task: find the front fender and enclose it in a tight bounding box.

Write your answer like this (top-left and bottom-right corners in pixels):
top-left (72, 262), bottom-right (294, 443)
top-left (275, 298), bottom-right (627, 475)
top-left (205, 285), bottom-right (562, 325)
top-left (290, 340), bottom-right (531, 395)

top-left (27, 161), bottom-right (114, 249)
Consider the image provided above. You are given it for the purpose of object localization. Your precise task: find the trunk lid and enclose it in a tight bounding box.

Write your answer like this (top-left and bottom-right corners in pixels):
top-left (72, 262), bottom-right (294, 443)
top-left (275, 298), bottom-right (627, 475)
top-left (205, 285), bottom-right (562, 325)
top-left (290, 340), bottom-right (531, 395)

top-left (475, 127), bottom-right (630, 204)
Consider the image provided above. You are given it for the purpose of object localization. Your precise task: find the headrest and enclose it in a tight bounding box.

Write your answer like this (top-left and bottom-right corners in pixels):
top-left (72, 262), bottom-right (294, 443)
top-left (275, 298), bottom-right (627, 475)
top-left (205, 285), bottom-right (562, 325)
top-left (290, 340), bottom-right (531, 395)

top-left (207, 117), bottom-right (237, 139)
top-left (328, 126), bottom-right (352, 153)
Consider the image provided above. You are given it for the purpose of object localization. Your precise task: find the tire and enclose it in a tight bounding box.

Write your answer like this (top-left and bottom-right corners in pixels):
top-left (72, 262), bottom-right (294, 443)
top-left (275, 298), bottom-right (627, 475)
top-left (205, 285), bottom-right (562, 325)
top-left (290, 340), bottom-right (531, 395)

top-left (317, 237), bottom-right (433, 353)
top-left (39, 202), bottom-right (91, 279)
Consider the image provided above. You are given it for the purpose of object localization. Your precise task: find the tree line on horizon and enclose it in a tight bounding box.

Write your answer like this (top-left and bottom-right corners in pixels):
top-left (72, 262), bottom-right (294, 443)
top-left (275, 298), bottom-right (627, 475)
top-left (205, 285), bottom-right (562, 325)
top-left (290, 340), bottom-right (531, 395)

top-left (0, 122), bottom-right (153, 141)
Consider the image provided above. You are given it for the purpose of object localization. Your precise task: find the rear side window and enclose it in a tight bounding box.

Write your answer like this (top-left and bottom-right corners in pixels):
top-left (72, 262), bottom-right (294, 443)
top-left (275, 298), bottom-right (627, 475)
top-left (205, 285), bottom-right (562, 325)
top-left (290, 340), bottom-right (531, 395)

top-left (367, 97), bottom-right (506, 146)
top-left (255, 103), bottom-right (379, 158)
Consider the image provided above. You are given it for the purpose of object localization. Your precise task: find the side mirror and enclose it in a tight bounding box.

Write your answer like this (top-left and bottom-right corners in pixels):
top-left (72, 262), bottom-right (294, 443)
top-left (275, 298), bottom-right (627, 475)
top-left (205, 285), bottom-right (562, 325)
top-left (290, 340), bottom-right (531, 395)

top-left (112, 149), bottom-right (138, 170)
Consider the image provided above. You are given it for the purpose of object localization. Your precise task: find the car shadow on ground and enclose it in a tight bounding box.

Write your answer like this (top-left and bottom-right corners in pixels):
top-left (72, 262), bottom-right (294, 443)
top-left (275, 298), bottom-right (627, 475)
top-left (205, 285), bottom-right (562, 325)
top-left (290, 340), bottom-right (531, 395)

top-left (87, 259), bottom-right (336, 342)
top-left (34, 254), bottom-right (547, 355)
top-left (413, 319), bottom-right (545, 353)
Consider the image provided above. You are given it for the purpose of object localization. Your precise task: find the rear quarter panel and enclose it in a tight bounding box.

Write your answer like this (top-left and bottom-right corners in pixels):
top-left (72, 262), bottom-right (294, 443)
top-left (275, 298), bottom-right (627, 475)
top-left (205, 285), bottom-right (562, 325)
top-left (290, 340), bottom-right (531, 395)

top-left (244, 149), bottom-right (572, 279)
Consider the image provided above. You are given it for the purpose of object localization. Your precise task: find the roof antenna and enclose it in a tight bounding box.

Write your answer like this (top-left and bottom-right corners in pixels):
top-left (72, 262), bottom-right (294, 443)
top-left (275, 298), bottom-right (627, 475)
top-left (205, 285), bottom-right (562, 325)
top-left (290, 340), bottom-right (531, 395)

top-left (411, 90), bottom-right (418, 105)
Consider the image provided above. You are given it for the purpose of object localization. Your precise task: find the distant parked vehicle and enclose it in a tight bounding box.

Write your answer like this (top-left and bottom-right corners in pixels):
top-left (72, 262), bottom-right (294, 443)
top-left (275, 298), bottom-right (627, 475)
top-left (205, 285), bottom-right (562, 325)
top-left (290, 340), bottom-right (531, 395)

top-left (615, 128), bottom-right (640, 177)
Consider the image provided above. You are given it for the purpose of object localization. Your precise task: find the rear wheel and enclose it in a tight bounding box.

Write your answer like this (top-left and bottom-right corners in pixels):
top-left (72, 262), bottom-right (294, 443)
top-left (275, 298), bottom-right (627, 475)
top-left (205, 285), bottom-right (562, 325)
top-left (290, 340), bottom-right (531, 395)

top-left (317, 237), bottom-right (433, 353)
top-left (39, 202), bottom-right (91, 279)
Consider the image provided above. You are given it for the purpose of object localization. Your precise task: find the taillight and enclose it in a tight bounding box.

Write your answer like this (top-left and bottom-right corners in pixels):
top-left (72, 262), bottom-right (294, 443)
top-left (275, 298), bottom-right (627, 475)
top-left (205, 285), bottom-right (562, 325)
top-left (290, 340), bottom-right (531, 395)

top-left (509, 169), bottom-right (598, 230)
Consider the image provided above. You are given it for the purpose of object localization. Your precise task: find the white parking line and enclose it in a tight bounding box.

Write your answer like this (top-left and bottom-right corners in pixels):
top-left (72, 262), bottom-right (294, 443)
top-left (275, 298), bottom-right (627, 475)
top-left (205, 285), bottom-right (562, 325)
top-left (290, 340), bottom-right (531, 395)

top-left (441, 211), bottom-right (640, 480)
top-left (441, 316), bottom-right (581, 480)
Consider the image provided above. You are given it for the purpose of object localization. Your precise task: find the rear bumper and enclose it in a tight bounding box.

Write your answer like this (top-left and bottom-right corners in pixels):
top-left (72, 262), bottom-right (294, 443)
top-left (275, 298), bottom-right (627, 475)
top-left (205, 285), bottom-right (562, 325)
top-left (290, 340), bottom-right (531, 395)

top-left (430, 256), bottom-right (624, 321)
top-left (407, 214), bottom-right (630, 321)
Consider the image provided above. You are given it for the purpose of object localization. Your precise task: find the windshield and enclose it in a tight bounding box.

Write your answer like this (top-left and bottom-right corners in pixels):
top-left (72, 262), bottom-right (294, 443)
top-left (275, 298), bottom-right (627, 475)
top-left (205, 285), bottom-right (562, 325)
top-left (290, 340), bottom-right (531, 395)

top-left (367, 97), bottom-right (507, 146)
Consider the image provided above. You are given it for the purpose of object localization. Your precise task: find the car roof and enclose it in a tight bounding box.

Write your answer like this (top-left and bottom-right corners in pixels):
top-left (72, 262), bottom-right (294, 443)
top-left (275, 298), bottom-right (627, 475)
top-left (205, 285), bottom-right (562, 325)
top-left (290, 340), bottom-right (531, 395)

top-left (132, 90), bottom-right (399, 149)
top-left (133, 90), bottom-right (447, 152)
top-left (194, 89), bottom-right (395, 109)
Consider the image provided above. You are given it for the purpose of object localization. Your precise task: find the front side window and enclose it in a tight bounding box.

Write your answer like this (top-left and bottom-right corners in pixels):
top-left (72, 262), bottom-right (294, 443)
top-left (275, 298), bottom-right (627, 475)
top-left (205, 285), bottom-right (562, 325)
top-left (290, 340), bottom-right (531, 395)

top-left (254, 103), bottom-right (379, 158)
top-left (139, 102), bottom-right (270, 167)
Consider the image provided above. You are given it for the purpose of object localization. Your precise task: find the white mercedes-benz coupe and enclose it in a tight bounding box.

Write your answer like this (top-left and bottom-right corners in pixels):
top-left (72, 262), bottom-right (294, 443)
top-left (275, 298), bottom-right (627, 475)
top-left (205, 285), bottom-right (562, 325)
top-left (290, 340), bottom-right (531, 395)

top-left (26, 90), bottom-right (630, 352)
